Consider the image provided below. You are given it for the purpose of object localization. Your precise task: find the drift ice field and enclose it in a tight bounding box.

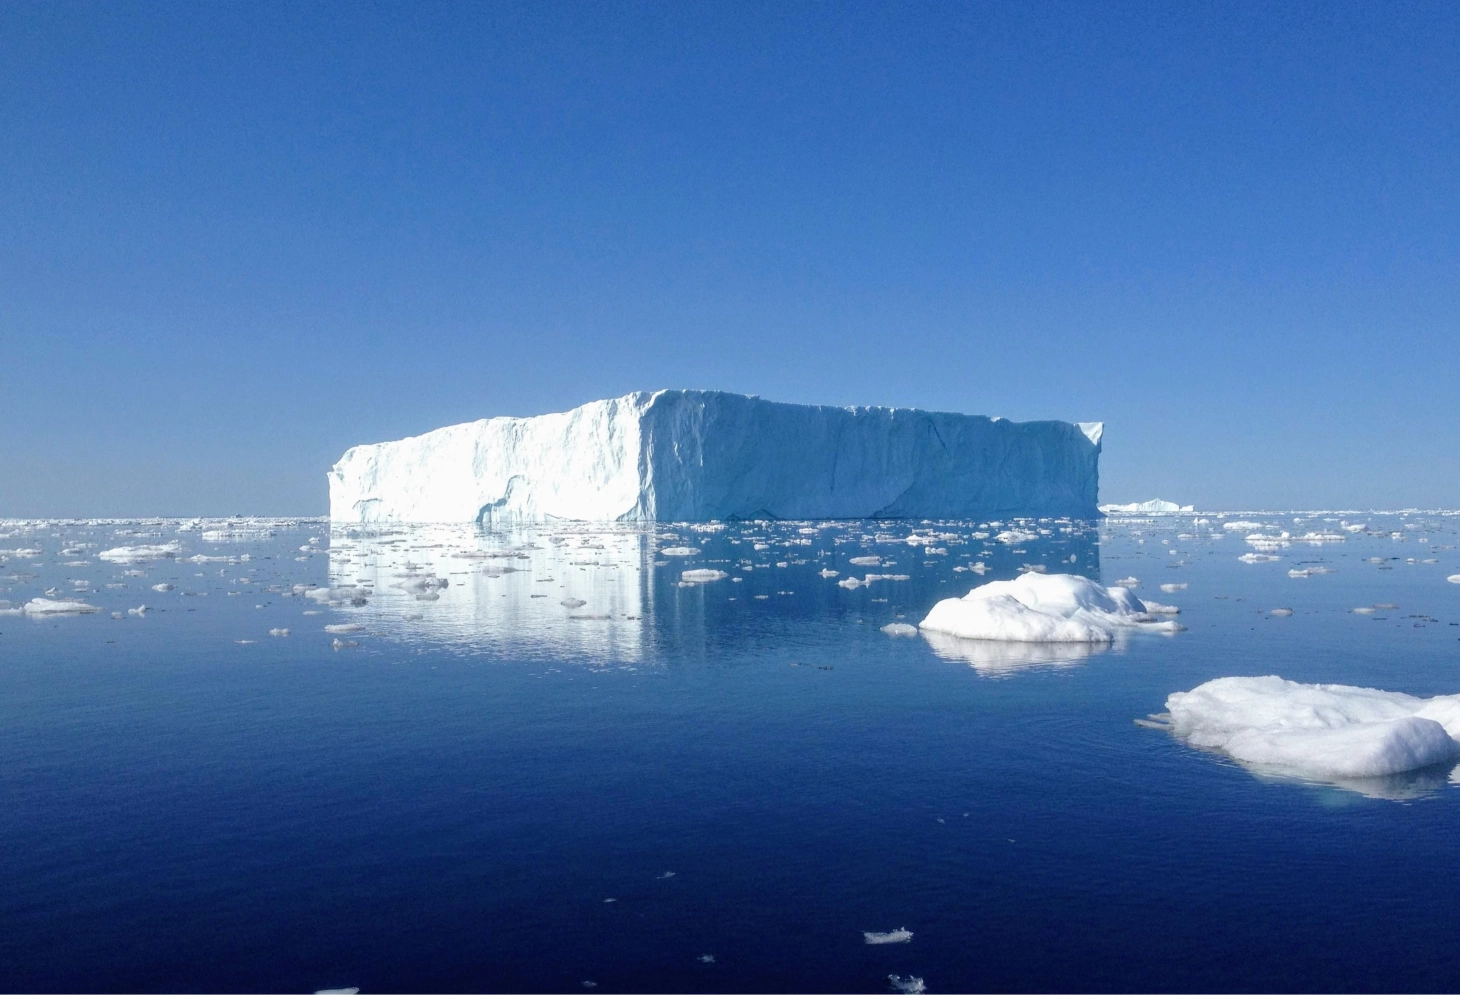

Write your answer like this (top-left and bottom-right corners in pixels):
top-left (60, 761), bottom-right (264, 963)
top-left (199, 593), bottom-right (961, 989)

top-left (6, 508), bottom-right (1460, 992)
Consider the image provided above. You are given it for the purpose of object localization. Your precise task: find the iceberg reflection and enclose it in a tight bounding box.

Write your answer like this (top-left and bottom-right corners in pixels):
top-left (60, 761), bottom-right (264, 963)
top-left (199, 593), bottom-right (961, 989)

top-left (920, 629), bottom-right (1111, 676)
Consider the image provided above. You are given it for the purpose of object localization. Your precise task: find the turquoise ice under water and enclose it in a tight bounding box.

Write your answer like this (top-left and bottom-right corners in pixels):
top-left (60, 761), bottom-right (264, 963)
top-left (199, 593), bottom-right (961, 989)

top-left (3, 512), bottom-right (1460, 992)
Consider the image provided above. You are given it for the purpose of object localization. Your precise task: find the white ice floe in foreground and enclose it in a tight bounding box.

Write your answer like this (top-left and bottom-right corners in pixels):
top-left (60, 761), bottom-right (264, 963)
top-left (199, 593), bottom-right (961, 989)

top-left (1165, 676), bottom-right (1460, 778)
top-left (918, 573), bottom-right (1182, 643)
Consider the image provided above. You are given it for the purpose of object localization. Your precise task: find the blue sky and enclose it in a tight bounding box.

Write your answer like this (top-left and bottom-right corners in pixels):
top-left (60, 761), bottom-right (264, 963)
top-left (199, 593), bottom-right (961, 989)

top-left (2, 1), bottom-right (1457, 516)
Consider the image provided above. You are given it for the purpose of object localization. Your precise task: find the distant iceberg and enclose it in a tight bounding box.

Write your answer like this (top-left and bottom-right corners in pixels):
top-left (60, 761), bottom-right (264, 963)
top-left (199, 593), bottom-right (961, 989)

top-left (1099, 498), bottom-right (1194, 515)
top-left (329, 390), bottom-right (1102, 523)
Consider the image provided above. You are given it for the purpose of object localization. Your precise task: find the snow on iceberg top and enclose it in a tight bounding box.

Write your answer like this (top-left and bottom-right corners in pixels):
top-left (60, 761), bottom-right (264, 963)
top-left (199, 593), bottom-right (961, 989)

top-left (329, 390), bottom-right (1103, 523)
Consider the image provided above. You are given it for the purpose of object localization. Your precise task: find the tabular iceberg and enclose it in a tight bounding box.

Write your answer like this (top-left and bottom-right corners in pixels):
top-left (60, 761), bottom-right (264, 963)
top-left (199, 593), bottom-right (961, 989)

top-left (329, 390), bottom-right (1102, 524)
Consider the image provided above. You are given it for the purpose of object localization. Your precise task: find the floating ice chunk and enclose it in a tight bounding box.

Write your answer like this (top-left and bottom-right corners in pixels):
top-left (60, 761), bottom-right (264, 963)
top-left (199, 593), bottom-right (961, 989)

top-left (1139, 600), bottom-right (1180, 614)
top-left (1223, 521), bottom-right (1263, 530)
top-left (864, 928), bottom-right (914, 944)
top-left (881, 622), bottom-right (919, 636)
top-left (1449, 575), bottom-right (1460, 584)
top-left (324, 623), bottom-right (365, 634)
top-left (99, 541), bottom-right (181, 563)
top-left (560, 598), bottom-right (587, 609)
top-left (1353, 607), bottom-right (1376, 614)
top-left (127, 605), bottom-right (148, 616)
top-left (1165, 676), bottom-right (1460, 778)
top-left (1269, 608), bottom-right (1294, 616)
top-left (888, 975), bottom-right (926, 994)
top-left (1100, 499), bottom-right (1194, 514)
top-left (996, 529), bottom-right (1037, 544)
top-left (819, 568), bottom-right (839, 578)
top-left (697, 954), bottom-right (716, 964)
top-left (919, 573), bottom-right (1180, 644)
top-left (660, 546), bottom-right (701, 556)
top-left (680, 569), bottom-right (728, 583)
top-left (269, 627), bottom-right (290, 637)
top-left (849, 555), bottom-right (882, 566)
top-left (1160, 583), bottom-right (1187, 592)
top-left (151, 583), bottom-right (174, 592)
top-left (23, 597), bottom-right (100, 615)
top-left (1110, 576), bottom-right (1139, 588)
top-left (839, 577), bottom-right (865, 589)
top-left (1238, 553), bottom-right (1281, 563)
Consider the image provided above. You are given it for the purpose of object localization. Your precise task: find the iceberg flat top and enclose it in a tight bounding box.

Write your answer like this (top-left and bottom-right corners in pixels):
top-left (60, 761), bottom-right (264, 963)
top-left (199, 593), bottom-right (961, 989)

top-left (329, 390), bottom-right (1102, 523)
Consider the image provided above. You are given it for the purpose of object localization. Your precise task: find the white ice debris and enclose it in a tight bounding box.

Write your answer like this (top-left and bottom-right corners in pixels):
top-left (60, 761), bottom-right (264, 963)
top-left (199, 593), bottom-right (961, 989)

top-left (1238, 553), bottom-right (1281, 563)
top-left (151, 583), bottom-right (174, 592)
top-left (919, 573), bottom-right (1181, 643)
top-left (22, 597), bottom-right (100, 615)
top-left (1223, 521), bottom-right (1263, 530)
top-left (680, 569), bottom-right (728, 583)
top-left (328, 390), bottom-right (1102, 523)
top-left (849, 555), bottom-right (882, 566)
top-left (881, 622), bottom-right (919, 636)
top-left (888, 975), bottom-right (927, 994)
top-left (1166, 676), bottom-right (1460, 778)
top-left (98, 541), bottom-right (181, 563)
top-left (659, 546), bottom-right (701, 556)
top-left (269, 627), bottom-right (290, 637)
top-left (865, 928), bottom-right (914, 944)
top-left (324, 623), bottom-right (366, 634)
top-left (995, 529), bottom-right (1038, 544)
top-left (1449, 575), bottom-right (1460, 584)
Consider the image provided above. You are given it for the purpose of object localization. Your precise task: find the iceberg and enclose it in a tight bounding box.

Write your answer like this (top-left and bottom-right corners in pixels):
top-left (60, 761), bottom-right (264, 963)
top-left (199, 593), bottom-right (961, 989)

top-left (918, 572), bottom-right (1181, 643)
top-left (1099, 498), bottom-right (1194, 514)
top-left (1165, 676), bottom-right (1460, 778)
top-left (329, 390), bottom-right (1102, 523)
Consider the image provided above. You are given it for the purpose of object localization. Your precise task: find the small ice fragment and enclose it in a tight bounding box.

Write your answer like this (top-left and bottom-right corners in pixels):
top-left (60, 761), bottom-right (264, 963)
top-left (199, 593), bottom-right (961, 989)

top-left (324, 623), bottom-right (365, 634)
top-left (864, 928), bottom-right (914, 944)
top-left (697, 954), bottom-right (716, 963)
top-left (561, 598), bottom-right (587, 609)
top-left (127, 605), bottom-right (148, 616)
top-left (1269, 608), bottom-right (1294, 616)
top-left (820, 568), bottom-right (840, 578)
top-left (1110, 576), bottom-right (1140, 587)
top-left (657, 870), bottom-right (676, 879)
top-left (603, 897), bottom-right (616, 903)
top-left (849, 555), bottom-right (882, 566)
top-left (331, 638), bottom-right (358, 650)
top-left (1139, 600), bottom-right (1181, 615)
top-left (1449, 575), bottom-right (1460, 584)
top-left (1160, 583), bottom-right (1187, 592)
top-left (680, 569), bottom-right (728, 584)
top-left (1352, 607), bottom-right (1376, 614)
top-left (659, 546), bottom-right (701, 556)
top-left (888, 975), bottom-right (927, 994)
top-left (152, 583), bottom-right (174, 592)
top-left (269, 628), bottom-right (290, 637)
top-left (881, 622), bottom-right (918, 636)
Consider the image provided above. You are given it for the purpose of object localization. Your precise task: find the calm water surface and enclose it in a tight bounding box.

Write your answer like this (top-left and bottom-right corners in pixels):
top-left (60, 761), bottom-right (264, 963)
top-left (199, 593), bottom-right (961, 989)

top-left (3, 513), bottom-right (1460, 993)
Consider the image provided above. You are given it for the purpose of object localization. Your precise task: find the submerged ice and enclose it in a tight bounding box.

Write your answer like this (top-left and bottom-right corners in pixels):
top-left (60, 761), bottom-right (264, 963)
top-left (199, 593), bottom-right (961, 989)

top-left (1165, 676), bottom-right (1460, 779)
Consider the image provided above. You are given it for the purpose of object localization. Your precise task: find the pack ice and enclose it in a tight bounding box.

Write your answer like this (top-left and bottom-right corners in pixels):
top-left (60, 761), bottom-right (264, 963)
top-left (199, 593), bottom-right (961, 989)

top-left (918, 573), bottom-right (1181, 643)
top-left (329, 390), bottom-right (1102, 523)
top-left (1165, 676), bottom-right (1460, 778)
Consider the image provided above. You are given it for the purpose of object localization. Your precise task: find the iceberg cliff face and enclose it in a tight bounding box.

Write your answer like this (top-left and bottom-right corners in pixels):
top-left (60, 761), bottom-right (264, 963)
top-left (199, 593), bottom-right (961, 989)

top-left (328, 390), bottom-right (1102, 523)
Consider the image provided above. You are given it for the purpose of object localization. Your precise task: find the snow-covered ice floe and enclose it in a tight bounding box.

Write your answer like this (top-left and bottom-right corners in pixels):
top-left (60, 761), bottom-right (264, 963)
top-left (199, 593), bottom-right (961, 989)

top-left (98, 541), bottom-right (182, 563)
top-left (864, 928), bottom-right (914, 944)
top-left (918, 572), bottom-right (1183, 644)
top-left (329, 389), bottom-right (1102, 523)
top-left (22, 597), bottom-right (101, 615)
top-left (1163, 676), bottom-right (1460, 780)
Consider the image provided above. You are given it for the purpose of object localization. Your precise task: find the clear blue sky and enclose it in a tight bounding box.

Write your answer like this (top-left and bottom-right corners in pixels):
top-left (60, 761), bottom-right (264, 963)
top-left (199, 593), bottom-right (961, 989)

top-left (2, 1), bottom-right (1456, 516)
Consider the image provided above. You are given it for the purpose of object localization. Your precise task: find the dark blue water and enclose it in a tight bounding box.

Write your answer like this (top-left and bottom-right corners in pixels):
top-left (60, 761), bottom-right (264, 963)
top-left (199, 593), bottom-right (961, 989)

top-left (3, 514), bottom-right (1460, 992)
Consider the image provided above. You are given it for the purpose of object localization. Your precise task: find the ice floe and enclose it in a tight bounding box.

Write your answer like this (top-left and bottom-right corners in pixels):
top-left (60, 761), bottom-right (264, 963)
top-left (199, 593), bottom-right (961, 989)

top-left (1164, 676), bottom-right (1460, 779)
top-left (864, 928), bottom-right (914, 944)
top-left (918, 573), bottom-right (1182, 644)
top-left (98, 541), bottom-right (182, 563)
top-left (22, 597), bottom-right (100, 615)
